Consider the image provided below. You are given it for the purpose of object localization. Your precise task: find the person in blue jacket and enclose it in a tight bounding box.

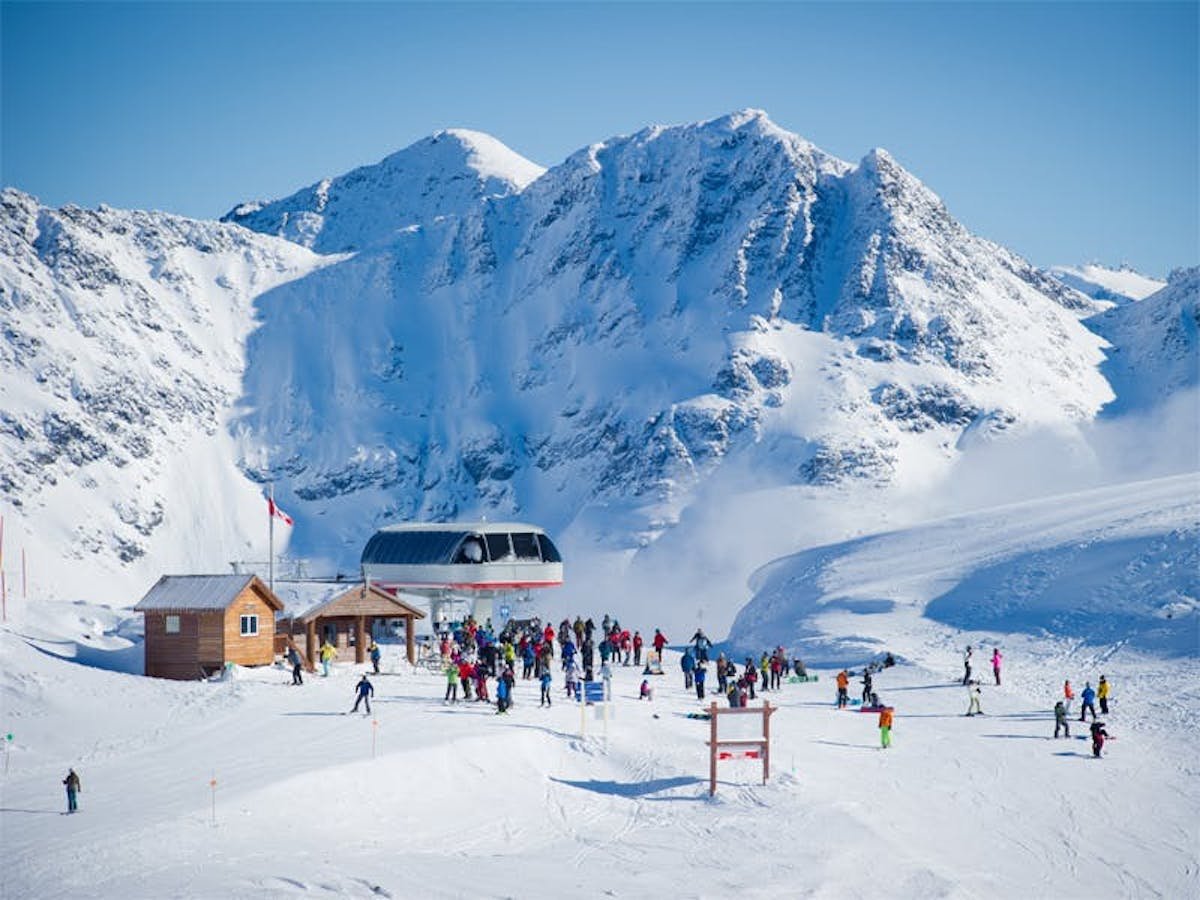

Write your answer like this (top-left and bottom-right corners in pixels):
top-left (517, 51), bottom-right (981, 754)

top-left (351, 675), bottom-right (374, 715)
top-left (496, 673), bottom-right (511, 714)
top-left (1079, 682), bottom-right (1097, 722)
top-left (539, 668), bottom-right (552, 707)
top-left (694, 663), bottom-right (707, 700)
top-left (681, 648), bottom-right (696, 690)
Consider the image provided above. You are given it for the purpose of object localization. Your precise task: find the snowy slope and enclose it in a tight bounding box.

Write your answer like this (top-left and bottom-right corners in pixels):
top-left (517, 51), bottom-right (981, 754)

top-left (0, 188), bottom-right (331, 602)
top-left (1087, 266), bottom-right (1199, 416)
top-left (1048, 262), bottom-right (1166, 306)
top-left (222, 129), bottom-right (545, 254)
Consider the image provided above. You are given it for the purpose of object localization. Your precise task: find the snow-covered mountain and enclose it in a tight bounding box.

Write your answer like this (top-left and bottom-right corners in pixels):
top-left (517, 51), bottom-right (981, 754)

top-left (1047, 262), bottom-right (1166, 306)
top-left (0, 110), bottom-right (1193, 608)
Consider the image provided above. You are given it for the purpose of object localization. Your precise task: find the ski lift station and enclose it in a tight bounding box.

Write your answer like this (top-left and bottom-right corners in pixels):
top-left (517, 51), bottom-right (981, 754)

top-left (359, 522), bottom-right (564, 630)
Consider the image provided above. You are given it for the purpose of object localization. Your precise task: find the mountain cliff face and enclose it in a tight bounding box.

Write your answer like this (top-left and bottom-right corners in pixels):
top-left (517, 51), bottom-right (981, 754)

top-left (0, 110), bottom-right (1180, 602)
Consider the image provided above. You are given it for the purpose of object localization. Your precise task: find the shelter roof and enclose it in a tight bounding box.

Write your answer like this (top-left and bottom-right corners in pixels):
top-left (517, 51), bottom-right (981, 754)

top-left (273, 581), bottom-right (427, 621)
top-left (133, 575), bottom-right (284, 612)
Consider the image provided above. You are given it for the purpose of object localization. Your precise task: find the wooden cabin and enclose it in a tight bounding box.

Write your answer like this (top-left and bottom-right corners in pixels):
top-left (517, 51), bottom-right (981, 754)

top-left (134, 574), bottom-right (284, 680)
top-left (274, 582), bottom-right (427, 667)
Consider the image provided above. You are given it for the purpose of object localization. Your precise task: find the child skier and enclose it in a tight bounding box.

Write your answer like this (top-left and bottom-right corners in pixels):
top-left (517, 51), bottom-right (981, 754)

top-left (966, 683), bottom-right (983, 716)
top-left (878, 706), bottom-right (894, 749)
top-left (1090, 720), bottom-right (1109, 758)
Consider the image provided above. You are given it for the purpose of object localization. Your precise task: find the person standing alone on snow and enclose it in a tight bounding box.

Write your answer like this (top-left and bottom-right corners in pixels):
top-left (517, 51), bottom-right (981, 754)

top-left (991, 648), bottom-right (1002, 686)
top-left (962, 645), bottom-right (973, 685)
top-left (62, 768), bottom-right (81, 814)
top-left (878, 706), bottom-right (894, 749)
top-left (539, 667), bottom-right (552, 707)
top-left (288, 645), bottom-right (304, 685)
top-left (351, 675), bottom-right (374, 714)
top-left (966, 683), bottom-right (983, 716)
top-left (1054, 700), bottom-right (1070, 738)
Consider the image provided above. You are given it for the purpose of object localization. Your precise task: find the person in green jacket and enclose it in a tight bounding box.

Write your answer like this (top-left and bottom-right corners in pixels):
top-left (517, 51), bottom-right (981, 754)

top-left (444, 661), bottom-right (459, 703)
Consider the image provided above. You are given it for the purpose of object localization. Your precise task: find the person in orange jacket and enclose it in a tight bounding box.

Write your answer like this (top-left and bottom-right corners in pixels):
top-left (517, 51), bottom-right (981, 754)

top-left (836, 670), bottom-right (850, 708)
top-left (878, 705), bottom-right (894, 748)
top-left (1063, 679), bottom-right (1075, 716)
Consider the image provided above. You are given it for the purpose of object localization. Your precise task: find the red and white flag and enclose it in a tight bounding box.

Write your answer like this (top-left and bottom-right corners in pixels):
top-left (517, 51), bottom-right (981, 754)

top-left (267, 497), bottom-right (294, 526)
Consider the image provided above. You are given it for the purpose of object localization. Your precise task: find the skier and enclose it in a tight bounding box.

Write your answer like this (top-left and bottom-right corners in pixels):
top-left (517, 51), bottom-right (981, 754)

top-left (287, 645), bottom-right (304, 685)
top-left (444, 660), bottom-right (459, 703)
top-left (835, 670), bottom-right (850, 708)
top-left (681, 648), bottom-right (695, 690)
top-left (966, 683), bottom-right (983, 716)
top-left (1097, 675), bottom-right (1111, 715)
top-left (1063, 679), bottom-right (1075, 716)
top-left (878, 705), bottom-right (894, 749)
top-left (540, 667), bottom-right (553, 707)
top-left (351, 675), bottom-right (374, 714)
top-left (694, 663), bottom-right (707, 700)
top-left (991, 647), bottom-right (1002, 686)
top-left (962, 645), bottom-right (973, 685)
top-left (62, 768), bottom-right (81, 814)
top-left (1089, 720), bottom-right (1109, 758)
top-left (861, 669), bottom-right (874, 705)
top-left (1053, 699), bottom-right (1070, 738)
top-left (1079, 682), bottom-right (1097, 722)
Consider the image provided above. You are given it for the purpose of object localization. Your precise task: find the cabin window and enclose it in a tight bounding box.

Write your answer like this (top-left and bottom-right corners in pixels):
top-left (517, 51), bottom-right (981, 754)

top-left (454, 536), bottom-right (485, 564)
top-left (165, 615), bottom-right (180, 634)
top-left (240, 615), bottom-right (259, 636)
top-left (485, 533), bottom-right (513, 561)
top-left (511, 532), bottom-right (541, 560)
top-left (536, 533), bottom-right (563, 563)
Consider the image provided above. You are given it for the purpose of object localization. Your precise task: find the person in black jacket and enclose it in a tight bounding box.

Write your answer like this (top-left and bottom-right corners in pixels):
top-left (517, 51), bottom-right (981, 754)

top-left (351, 675), bottom-right (374, 714)
top-left (63, 768), bottom-right (81, 813)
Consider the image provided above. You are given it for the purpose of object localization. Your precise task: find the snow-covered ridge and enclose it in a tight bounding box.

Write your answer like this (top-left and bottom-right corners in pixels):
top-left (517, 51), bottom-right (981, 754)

top-left (1047, 262), bottom-right (1166, 306)
top-left (221, 129), bottom-right (545, 254)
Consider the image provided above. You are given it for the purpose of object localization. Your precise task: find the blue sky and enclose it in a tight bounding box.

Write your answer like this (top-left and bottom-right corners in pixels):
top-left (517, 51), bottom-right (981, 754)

top-left (2, 1), bottom-right (1196, 275)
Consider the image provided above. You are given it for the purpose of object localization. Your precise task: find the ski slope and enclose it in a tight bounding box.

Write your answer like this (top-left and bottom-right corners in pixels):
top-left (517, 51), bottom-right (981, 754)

top-left (1, 474), bottom-right (1197, 899)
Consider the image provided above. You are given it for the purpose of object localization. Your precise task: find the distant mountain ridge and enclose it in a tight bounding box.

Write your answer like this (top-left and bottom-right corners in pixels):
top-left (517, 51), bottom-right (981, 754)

top-left (0, 110), bottom-right (1193, 604)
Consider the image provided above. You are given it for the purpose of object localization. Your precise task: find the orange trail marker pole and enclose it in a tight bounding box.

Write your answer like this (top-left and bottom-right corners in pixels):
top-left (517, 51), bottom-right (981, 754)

top-left (372, 719), bottom-right (379, 758)
top-left (209, 774), bottom-right (217, 826)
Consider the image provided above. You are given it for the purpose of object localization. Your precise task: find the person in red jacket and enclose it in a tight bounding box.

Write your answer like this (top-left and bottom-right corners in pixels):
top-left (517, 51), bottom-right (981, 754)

top-left (652, 629), bottom-right (668, 654)
top-left (632, 631), bottom-right (644, 666)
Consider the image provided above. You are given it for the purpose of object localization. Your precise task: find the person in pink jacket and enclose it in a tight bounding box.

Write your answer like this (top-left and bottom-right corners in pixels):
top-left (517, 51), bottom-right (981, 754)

top-left (991, 648), bottom-right (1003, 686)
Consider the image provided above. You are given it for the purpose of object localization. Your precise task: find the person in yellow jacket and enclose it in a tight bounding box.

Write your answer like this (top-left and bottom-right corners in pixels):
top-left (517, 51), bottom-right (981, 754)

top-left (878, 706), bottom-right (894, 749)
top-left (1097, 675), bottom-right (1111, 715)
top-left (319, 640), bottom-right (338, 677)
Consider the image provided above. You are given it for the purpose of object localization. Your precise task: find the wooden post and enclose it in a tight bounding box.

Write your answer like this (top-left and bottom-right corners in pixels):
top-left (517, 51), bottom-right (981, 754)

top-left (305, 620), bottom-right (317, 668)
top-left (406, 614), bottom-right (415, 664)
top-left (763, 700), bottom-right (771, 785)
top-left (709, 701), bottom-right (719, 796)
top-left (355, 616), bottom-right (367, 664)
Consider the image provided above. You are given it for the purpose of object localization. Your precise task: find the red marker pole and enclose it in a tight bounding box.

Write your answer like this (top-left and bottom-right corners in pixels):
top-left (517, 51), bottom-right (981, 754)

top-left (209, 774), bottom-right (217, 826)
top-left (372, 719), bottom-right (378, 758)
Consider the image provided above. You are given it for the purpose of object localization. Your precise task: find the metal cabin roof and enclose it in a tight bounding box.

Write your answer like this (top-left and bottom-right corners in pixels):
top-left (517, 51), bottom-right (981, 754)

top-left (134, 574), bottom-right (281, 611)
top-left (360, 529), bottom-right (472, 567)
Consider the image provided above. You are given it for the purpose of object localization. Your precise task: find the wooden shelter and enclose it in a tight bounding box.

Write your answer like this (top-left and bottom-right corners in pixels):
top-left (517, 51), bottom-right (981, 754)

top-left (134, 574), bottom-right (284, 680)
top-left (276, 583), bottom-right (427, 667)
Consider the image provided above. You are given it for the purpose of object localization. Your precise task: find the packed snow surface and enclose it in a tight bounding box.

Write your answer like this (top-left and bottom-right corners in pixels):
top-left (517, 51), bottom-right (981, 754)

top-left (2, 474), bottom-right (1196, 899)
top-left (1048, 263), bottom-right (1167, 305)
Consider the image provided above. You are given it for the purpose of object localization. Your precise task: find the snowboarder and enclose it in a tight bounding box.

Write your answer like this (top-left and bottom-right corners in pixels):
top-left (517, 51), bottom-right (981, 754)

top-left (1097, 675), bottom-right (1111, 715)
top-left (878, 706), bottom-right (894, 749)
top-left (351, 675), bottom-right (374, 714)
top-left (991, 647), bottom-right (1002, 686)
top-left (681, 648), bottom-right (695, 690)
top-left (966, 683), bottom-right (983, 716)
top-left (62, 768), bottom-right (81, 814)
top-left (1090, 720), bottom-right (1109, 758)
top-left (1054, 700), bottom-right (1070, 738)
top-left (1079, 682), bottom-right (1097, 722)
top-left (962, 645), bottom-right (973, 685)
top-left (539, 668), bottom-right (553, 707)
top-left (835, 670), bottom-right (850, 708)
top-left (368, 640), bottom-right (382, 674)
top-left (694, 663), bottom-right (707, 700)
top-left (287, 646), bottom-right (304, 685)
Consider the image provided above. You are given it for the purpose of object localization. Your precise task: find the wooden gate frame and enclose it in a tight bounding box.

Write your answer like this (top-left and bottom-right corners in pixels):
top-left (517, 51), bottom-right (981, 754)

top-left (706, 700), bottom-right (776, 795)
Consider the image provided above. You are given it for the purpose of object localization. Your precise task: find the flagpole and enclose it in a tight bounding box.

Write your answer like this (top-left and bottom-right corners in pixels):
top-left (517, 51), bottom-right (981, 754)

top-left (268, 483), bottom-right (275, 595)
